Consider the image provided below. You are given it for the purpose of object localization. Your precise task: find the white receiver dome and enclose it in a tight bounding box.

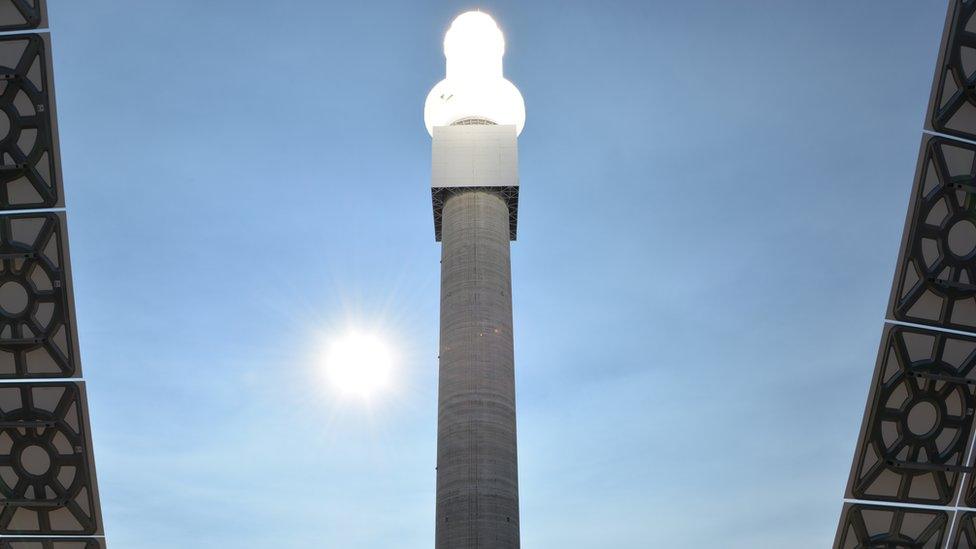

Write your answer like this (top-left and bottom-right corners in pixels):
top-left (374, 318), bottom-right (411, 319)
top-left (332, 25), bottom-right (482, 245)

top-left (424, 11), bottom-right (525, 136)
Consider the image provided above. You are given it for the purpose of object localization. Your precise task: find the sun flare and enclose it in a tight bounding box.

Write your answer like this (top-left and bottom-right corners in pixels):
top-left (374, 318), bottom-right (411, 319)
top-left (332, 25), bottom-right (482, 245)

top-left (321, 330), bottom-right (395, 399)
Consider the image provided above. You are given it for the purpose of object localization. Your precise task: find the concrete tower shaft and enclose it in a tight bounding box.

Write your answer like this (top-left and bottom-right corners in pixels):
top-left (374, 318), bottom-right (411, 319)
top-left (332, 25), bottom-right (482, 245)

top-left (435, 190), bottom-right (520, 548)
top-left (426, 11), bottom-right (524, 548)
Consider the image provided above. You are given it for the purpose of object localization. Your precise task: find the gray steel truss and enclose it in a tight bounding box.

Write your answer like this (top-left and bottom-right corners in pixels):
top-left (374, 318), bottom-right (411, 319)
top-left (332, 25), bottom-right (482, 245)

top-left (0, 2), bottom-right (105, 546)
top-left (838, 2), bottom-right (976, 547)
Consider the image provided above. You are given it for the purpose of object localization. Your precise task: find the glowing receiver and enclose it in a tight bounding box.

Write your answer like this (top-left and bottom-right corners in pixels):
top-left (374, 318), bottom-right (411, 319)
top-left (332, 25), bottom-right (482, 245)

top-left (423, 11), bottom-right (526, 136)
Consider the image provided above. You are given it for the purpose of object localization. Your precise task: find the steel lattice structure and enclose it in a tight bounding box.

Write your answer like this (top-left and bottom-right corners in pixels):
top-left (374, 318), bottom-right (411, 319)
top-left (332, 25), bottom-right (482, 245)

top-left (836, 1), bottom-right (976, 546)
top-left (0, 2), bottom-right (106, 546)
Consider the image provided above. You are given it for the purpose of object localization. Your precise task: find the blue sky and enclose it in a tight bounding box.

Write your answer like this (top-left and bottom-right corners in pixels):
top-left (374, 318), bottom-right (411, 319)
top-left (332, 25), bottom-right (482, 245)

top-left (47, 1), bottom-right (947, 547)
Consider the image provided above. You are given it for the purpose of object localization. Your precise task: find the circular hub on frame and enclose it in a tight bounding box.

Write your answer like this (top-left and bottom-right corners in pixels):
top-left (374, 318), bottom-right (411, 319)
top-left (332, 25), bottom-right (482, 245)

top-left (905, 400), bottom-right (940, 438)
top-left (0, 279), bottom-right (29, 316)
top-left (948, 219), bottom-right (976, 258)
top-left (18, 444), bottom-right (51, 476)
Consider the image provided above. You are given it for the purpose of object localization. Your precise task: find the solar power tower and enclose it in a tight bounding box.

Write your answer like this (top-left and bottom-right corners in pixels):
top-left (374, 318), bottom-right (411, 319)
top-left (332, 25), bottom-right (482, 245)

top-left (836, 2), bottom-right (976, 547)
top-left (0, 2), bottom-right (106, 548)
top-left (423, 12), bottom-right (525, 549)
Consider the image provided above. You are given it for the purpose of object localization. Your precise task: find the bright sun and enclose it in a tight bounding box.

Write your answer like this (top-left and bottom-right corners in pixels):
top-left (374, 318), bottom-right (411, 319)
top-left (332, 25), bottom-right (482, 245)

top-left (321, 330), bottom-right (394, 398)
